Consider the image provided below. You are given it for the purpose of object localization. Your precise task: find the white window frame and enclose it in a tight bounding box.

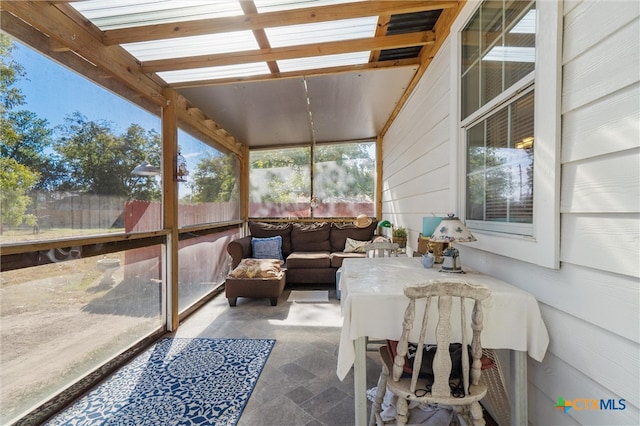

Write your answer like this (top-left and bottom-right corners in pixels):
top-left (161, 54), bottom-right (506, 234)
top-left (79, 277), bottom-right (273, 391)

top-left (450, 0), bottom-right (562, 269)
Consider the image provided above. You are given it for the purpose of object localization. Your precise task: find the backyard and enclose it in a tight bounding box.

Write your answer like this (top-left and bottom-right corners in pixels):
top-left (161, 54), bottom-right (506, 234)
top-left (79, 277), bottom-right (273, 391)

top-left (0, 247), bottom-right (163, 424)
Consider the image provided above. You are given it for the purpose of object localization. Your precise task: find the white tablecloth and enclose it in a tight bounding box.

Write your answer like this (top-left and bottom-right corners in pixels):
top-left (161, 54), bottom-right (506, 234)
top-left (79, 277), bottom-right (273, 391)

top-left (337, 257), bottom-right (549, 380)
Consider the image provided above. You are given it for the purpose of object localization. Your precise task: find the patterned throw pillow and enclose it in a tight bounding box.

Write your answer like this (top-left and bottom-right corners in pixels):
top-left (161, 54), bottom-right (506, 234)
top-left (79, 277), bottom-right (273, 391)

top-left (343, 237), bottom-right (369, 253)
top-left (251, 236), bottom-right (284, 260)
top-left (230, 259), bottom-right (284, 279)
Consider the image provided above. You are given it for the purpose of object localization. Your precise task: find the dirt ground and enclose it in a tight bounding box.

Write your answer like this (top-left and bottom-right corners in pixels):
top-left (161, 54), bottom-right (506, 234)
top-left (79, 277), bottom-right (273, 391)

top-left (0, 254), bottom-right (162, 424)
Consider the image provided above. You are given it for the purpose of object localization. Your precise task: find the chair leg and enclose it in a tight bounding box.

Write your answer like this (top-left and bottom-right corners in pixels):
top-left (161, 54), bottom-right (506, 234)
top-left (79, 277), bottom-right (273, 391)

top-left (396, 396), bottom-right (409, 426)
top-left (470, 401), bottom-right (486, 426)
top-left (369, 370), bottom-right (387, 426)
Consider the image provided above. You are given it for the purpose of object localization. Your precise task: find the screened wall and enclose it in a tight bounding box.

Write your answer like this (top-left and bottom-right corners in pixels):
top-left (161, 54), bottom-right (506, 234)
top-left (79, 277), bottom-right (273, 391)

top-left (0, 36), bottom-right (240, 424)
top-left (249, 141), bottom-right (375, 218)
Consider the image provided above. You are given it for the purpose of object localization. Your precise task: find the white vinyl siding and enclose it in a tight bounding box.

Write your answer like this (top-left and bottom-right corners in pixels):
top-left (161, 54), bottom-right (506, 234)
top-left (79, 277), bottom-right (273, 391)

top-left (383, 0), bottom-right (639, 423)
top-left (380, 37), bottom-right (454, 236)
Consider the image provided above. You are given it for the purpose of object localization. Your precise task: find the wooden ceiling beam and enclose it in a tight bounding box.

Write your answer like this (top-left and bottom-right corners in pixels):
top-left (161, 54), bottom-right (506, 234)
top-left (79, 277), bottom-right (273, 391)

top-left (143, 31), bottom-right (435, 73)
top-left (175, 97), bottom-right (243, 154)
top-left (2, 1), bottom-right (244, 156)
top-left (239, 0), bottom-right (280, 74)
top-left (53, 2), bottom-right (105, 41)
top-left (2, 1), bottom-right (166, 105)
top-left (0, 10), bottom-right (160, 114)
top-left (102, 1), bottom-right (458, 45)
top-left (370, 14), bottom-right (393, 62)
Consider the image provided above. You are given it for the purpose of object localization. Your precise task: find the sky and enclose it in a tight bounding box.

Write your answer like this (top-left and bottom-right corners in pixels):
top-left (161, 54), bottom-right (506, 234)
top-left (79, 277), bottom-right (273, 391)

top-left (13, 38), bottom-right (224, 185)
top-left (12, 40), bottom-right (162, 137)
top-left (9, 39), bottom-right (222, 196)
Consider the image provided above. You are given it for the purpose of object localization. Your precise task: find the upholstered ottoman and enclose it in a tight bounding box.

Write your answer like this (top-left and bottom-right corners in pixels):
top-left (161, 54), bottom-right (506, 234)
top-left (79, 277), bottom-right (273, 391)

top-left (225, 259), bottom-right (286, 307)
top-left (225, 274), bottom-right (285, 306)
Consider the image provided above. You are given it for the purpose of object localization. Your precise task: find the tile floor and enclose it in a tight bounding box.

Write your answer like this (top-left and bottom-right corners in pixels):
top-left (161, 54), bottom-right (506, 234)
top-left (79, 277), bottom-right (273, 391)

top-left (173, 285), bottom-right (498, 426)
top-left (173, 285), bottom-right (380, 426)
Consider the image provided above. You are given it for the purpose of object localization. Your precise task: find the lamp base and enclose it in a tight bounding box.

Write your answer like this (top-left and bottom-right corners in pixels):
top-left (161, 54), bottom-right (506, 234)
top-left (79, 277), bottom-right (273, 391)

top-left (441, 246), bottom-right (463, 273)
top-left (439, 267), bottom-right (465, 274)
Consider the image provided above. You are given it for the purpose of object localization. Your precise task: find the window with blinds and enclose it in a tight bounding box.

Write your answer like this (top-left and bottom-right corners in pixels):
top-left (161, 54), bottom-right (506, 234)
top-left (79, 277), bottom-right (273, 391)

top-left (461, 0), bottom-right (536, 235)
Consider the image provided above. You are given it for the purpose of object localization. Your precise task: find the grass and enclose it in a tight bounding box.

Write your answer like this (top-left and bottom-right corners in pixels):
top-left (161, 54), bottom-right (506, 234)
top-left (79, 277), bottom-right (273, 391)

top-left (0, 227), bottom-right (125, 244)
top-left (0, 256), bottom-right (161, 424)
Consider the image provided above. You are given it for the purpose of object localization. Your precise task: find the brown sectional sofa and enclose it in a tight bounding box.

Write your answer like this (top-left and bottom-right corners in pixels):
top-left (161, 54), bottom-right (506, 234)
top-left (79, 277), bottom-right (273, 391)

top-left (226, 220), bottom-right (378, 285)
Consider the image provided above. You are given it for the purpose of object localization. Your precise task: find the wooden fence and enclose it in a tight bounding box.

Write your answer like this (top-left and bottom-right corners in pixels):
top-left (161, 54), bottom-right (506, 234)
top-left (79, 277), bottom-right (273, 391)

top-left (124, 200), bottom-right (241, 232)
top-left (33, 193), bottom-right (127, 230)
top-left (248, 201), bottom-right (374, 218)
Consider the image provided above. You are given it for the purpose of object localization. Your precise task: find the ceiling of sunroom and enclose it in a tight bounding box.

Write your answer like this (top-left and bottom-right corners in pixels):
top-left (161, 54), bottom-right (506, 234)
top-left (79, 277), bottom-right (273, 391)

top-left (45, 1), bottom-right (458, 147)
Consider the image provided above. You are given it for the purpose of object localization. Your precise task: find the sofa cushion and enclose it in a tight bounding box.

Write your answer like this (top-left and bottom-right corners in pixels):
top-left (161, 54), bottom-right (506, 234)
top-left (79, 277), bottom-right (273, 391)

top-left (291, 222), bottom-right (331, 252)
top-left (286, 268), bottom-right (336, 285)
top-left (286, 252), bottom-right (331, 269)
top-left (330, 221), bottom-right (378, 252)
top-left (229, 258), bottom-right (285, 279)
top-left (249, 222), bottom-right (293, 257)
top-left (330, 252), bottom-right (366, 268)
top-left (227, 236), bottom-right (253, 268)
top-left (251, 236), bottom-right (284, 260)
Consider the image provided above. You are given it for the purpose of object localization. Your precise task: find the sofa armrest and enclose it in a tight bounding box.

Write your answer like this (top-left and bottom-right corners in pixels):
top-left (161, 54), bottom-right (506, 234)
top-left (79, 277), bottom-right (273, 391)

top-left (227, 236), bottom-right (253, 268)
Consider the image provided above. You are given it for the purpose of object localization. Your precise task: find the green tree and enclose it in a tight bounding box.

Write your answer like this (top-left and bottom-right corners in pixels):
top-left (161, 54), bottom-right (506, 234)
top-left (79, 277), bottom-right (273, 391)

top-left (1, 110), bottom-right (63, 191)
top-left (55, 112), bottom-right (161, 200)
top-left (0, 34), bottom-right (63, 191)
top-left (314, 143), bottom-right (374, 201)
top-left (466, 145), bottom-right (512, 220)
top-left (250, 146), bottom-right (309, 168)
top-left (0, 34), bottom-right (25, 112)
top-left (249, 147), bottom-right (310, 203)
top-left (314, 143), bottom-right (370, 163)
top-left (248, 144), bottom-right (376, 204)
top-left (0, 157), bottom-right (38, 231)
top-left (188, 153), bottom-right (239, 203)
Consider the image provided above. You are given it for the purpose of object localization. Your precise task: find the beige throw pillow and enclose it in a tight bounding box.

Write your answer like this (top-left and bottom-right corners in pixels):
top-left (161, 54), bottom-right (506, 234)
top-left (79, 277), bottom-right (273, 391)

top-left (343, 238), bottom-right (369, 253)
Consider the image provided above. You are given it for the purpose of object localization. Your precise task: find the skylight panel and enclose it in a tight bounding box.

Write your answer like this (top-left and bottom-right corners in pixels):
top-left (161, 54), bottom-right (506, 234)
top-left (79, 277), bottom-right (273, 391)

top-left (71, 0), bottom-right (243, 30)
top-left (157, 63), bottom-right (271, 84)
top-left (123, 31), bottom-right (259, 61)
top-left (278, 51), bottom-right (371, 72)
top-left (254, 0), bottom-right (363, 14)
top-left (266, 17), bottom-right (378, 47)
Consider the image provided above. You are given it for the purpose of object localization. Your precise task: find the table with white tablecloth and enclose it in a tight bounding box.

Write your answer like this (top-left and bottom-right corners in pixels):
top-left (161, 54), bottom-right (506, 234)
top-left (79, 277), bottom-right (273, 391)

top-left (336, 257), bottom-right (549, 426)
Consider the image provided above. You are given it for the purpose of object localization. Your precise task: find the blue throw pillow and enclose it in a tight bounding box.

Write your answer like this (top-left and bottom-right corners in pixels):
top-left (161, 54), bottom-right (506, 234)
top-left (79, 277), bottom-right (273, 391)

top-left (251, 236), bottom-right (284, 260)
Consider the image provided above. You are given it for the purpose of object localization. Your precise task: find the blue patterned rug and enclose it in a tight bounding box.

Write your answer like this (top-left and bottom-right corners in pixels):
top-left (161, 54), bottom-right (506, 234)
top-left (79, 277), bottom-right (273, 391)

top-left (46, 338), bottom-right (275, 426)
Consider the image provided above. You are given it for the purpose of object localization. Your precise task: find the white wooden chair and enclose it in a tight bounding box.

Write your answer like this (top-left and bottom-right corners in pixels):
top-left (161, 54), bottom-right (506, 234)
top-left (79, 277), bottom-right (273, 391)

top-left (363, 241), bottom-right (399, 258)
top-left (369, 279), bottom-right (491, 426)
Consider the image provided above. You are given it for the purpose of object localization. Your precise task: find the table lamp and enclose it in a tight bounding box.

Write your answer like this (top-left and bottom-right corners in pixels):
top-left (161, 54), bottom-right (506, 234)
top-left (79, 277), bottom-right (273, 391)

top-left (429, 214), bottom-right (476, 273)
top-left (378, 220), bottom-right (392, 241)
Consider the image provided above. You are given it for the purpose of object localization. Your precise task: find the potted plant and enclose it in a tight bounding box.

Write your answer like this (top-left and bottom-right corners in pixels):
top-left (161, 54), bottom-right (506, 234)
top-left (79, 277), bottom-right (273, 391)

top-left (392, 226), bottom-right (408, 248)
